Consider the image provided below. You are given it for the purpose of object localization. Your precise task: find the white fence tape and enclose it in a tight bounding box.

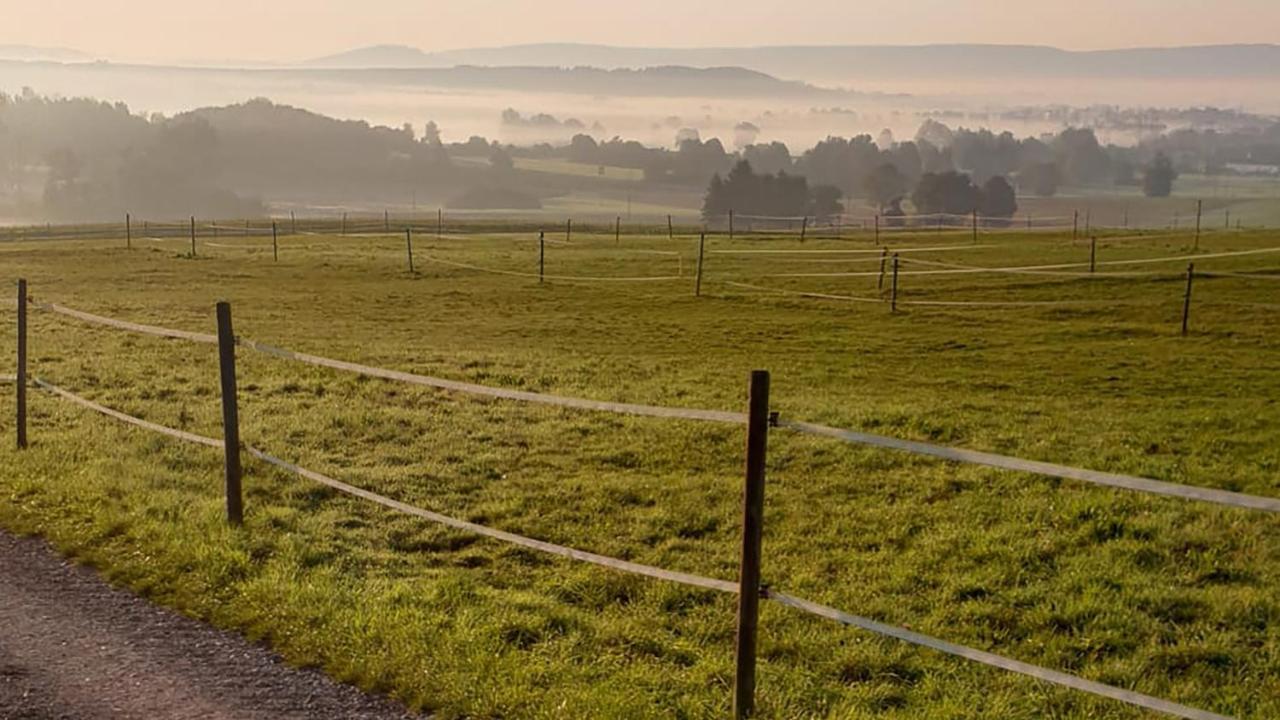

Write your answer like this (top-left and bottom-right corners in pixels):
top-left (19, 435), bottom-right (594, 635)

top-left (20, 299), bottom-right (1280, 513)
top-left (33, 301), bottom-right (218, 344)
top-left (237, 338), bottom-right (747, 424)
top-left (425, 255), bottom-right (682, 283)
top-left (32, 378), bottom-right (1235, 719)
top-left (33, 378), bottom-right (223, 448)
top-left (779, 419), bottom-right (1280, 513)
top-left (711, 244), bottom-right (996, 256)
top-left (765, 592), bottom-right (1231, 720)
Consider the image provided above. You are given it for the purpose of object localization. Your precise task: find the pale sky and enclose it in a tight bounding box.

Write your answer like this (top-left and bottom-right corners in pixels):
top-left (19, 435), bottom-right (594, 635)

top-left (5, 0), bottom-right (1279, 65)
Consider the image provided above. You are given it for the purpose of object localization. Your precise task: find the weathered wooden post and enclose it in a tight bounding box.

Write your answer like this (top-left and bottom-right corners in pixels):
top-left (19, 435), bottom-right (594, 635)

top-left (272, 222), bottom-right (279, 262)
top-left (290, 210), bottom-right (296, 235)
top-left (16, 279), bottom-right (27, 450)
top-left (1090, 236), bottom-right (1097, 273)
top-left (190, 216), bottom-right (197, 256)
top-left (800, 216), bottom-right (808, 242)
top-left (1073, 210), bottom-right (1079, 242)
top-left (668, 214), bottom-right (674, 240)
top-left (695, 233), bottom-right (706, 297)
top-left (405, 228), bottom-right (415, 273)
top-left (877, 248), bottom-right (889, 291)
top-left (539, 231), bottom-right (545, 284)
top-left (891, 253), bottom-right (900, 312)
top-left (615, 216), bottom-right (621, 246)
top-left (972, 210), bottom-right (978, 244)
top-left (341, 212), bottom-right (347, 236)
top-left (384, 209), bottom-right (390, 234)
top-left (566, 218), bottom-right (572, 244)
top-left (1182, 263), bottom-right (1195, 336)
top-left (729, 209), bottom-right (735, 240)
top-left (1195, 200), bottom-right (1203, 249)
top-left (437, 208), bottom-right (443, 239)
top-left (126, 213), bottom-right (132, 249)
top-left (874, 214), bottom-right (880, 245)
top-left (732, 369), bottom-right (771, 720)
top-left (215, 301), bottom-right (243, 526)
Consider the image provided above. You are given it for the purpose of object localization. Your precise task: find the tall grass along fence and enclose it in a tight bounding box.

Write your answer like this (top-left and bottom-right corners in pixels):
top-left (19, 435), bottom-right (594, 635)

top-left (8, 279), bottom-right (1279, 719)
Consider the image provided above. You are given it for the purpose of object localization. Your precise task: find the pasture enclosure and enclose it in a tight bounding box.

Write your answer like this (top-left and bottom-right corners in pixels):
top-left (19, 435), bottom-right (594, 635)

top-left (1, 224), bottom-right (1279, 718)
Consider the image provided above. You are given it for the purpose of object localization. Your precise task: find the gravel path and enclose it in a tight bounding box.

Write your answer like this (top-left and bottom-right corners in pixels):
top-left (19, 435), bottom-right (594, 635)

top-left (0, 530), bottom-right (423, 720)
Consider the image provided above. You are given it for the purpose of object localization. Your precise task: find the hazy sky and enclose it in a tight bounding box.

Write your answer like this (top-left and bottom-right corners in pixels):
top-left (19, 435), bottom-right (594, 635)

top-left (6, 0), bottom-right (1279, 64)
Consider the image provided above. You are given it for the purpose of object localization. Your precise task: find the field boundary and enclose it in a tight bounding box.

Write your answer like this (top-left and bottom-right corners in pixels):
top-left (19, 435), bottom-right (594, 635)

top-left (8, 285), bottom-right (1278, 718)
top-left (22, 374), bottom-right (1234, 720)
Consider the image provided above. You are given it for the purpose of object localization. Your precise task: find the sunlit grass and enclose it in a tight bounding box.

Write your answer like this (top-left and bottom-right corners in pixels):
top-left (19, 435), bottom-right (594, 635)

top-left (0, 226), bottom-right (1277, 718)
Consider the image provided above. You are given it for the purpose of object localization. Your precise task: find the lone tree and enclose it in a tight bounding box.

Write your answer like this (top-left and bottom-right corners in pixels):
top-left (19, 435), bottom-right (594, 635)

top-left (912, 171), bottom-right (982, 219)
top-left (863, 162), bottom-right (908, 213)
top-left (1143, 152), bottom-right (1178, 198)
top-left (980, 175), bottom-right (1018, 221)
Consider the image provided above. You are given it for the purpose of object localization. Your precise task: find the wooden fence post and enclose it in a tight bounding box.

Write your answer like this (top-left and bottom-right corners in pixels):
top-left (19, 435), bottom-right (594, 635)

top-left (539, 231), bottom-right (545, 284)
top-left (405, 228), bottom-right (415, 273)
top-left (1195, 200), bottom-right (1203, 249)
top-left (972, 210), bottom-right (978, 244)
top-left (800, 216), bottom-right (808, 243)
top-left (1090, 237), bottom-right (1097, 273)
top-left (1084, 209), bottom-right (1091, 236)
top-left (437, 208), bottom-right (443, 239)
top-left (215, 301), bottom-right (243, 526)
top-left (729, 209), bottom-right (734, 240)
top-left (341, 212), bottom-right (347, 236)
top-left (1225, 210), bottom-right (1230, 230)
top-left (290, 211), bottom-right (296, 235)
top-left (877, 248), bottom-right (889, 291)
top-left (384, 209), bottom-right (390, 234)
top-left (890, 253), bottom-right (900, 312)
top-left (244, 219), bottom-right (250, 237)
top-left (695, 233), bottom-right (706, 297)
top-left (126, 213), bottom-right (132, 249)
top-left (272, 222), bottom-right (279, 262)
top-left (190, 216), bottom-right (197, 256)
top-left (874, 214), bottom-right (880, 245)
top-left (1182, 263), bottom-right (1195, 336)
top-left (16, 278), bottom-right (27, 450)
top-left (615, 216), bottom-right (621, 246)
top-left (668, 214), bottom-right (674, 240)
top-left (566, 218), bottom-right (572, 244)
top-left (732, 369), bottom-right (771, 720)
top-left (1073, 210), bottom-right (1079, 242)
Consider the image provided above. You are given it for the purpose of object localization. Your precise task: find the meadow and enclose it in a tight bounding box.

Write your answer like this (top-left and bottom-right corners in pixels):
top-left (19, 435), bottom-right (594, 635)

top-left (0, 223), bottom-right (1278, 718)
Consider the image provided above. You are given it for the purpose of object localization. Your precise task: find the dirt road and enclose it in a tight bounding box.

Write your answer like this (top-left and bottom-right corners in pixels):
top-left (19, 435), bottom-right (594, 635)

top-left (0, 530), bottom-right (422, 719)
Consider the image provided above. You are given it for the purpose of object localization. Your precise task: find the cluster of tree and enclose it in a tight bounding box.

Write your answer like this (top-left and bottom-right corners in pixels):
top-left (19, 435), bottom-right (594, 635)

top-left (702, 160), bottom-right (842, 221)
top-left (7, 90), bottom-right (1277, 223)
top-left (0, 94), bottom-right (473, 220)
top-left (911, 172), bottom-right (1017, 221)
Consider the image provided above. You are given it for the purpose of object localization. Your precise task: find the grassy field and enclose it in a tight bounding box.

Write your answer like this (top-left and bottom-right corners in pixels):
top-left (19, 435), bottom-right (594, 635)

top-left (0, 225), bottom-right (1278, 718)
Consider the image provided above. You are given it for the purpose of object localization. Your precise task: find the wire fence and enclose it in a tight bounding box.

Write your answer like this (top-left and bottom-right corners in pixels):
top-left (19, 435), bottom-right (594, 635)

top-left (2, 217), bottom-right (1278, 332)
top-left (6, 285), bottom-right (1276, 719)
top-left (0, 205), bottom-right (1264, 245)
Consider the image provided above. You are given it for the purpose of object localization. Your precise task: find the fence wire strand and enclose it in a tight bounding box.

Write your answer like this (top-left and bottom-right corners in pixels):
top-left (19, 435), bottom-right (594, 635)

top-left (17, 299), bottom-right (1280, 514)
top-left (29, 376), bottom-right (1236, 720)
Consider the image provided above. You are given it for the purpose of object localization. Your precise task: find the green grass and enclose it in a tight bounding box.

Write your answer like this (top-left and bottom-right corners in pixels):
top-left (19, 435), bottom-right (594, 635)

top-left (0, 225), bottom-right (1278, 718)
top-left (513, 157), bottom-right (647, 182)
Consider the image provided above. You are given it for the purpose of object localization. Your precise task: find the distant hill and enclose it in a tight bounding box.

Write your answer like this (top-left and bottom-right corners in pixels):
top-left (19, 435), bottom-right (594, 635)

top-left (0, 44), bottom-right (91, 63)
top-left (307, 42), bottom-right (1280, 82)
top-left (0, 60), bottom-right (848, 100)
